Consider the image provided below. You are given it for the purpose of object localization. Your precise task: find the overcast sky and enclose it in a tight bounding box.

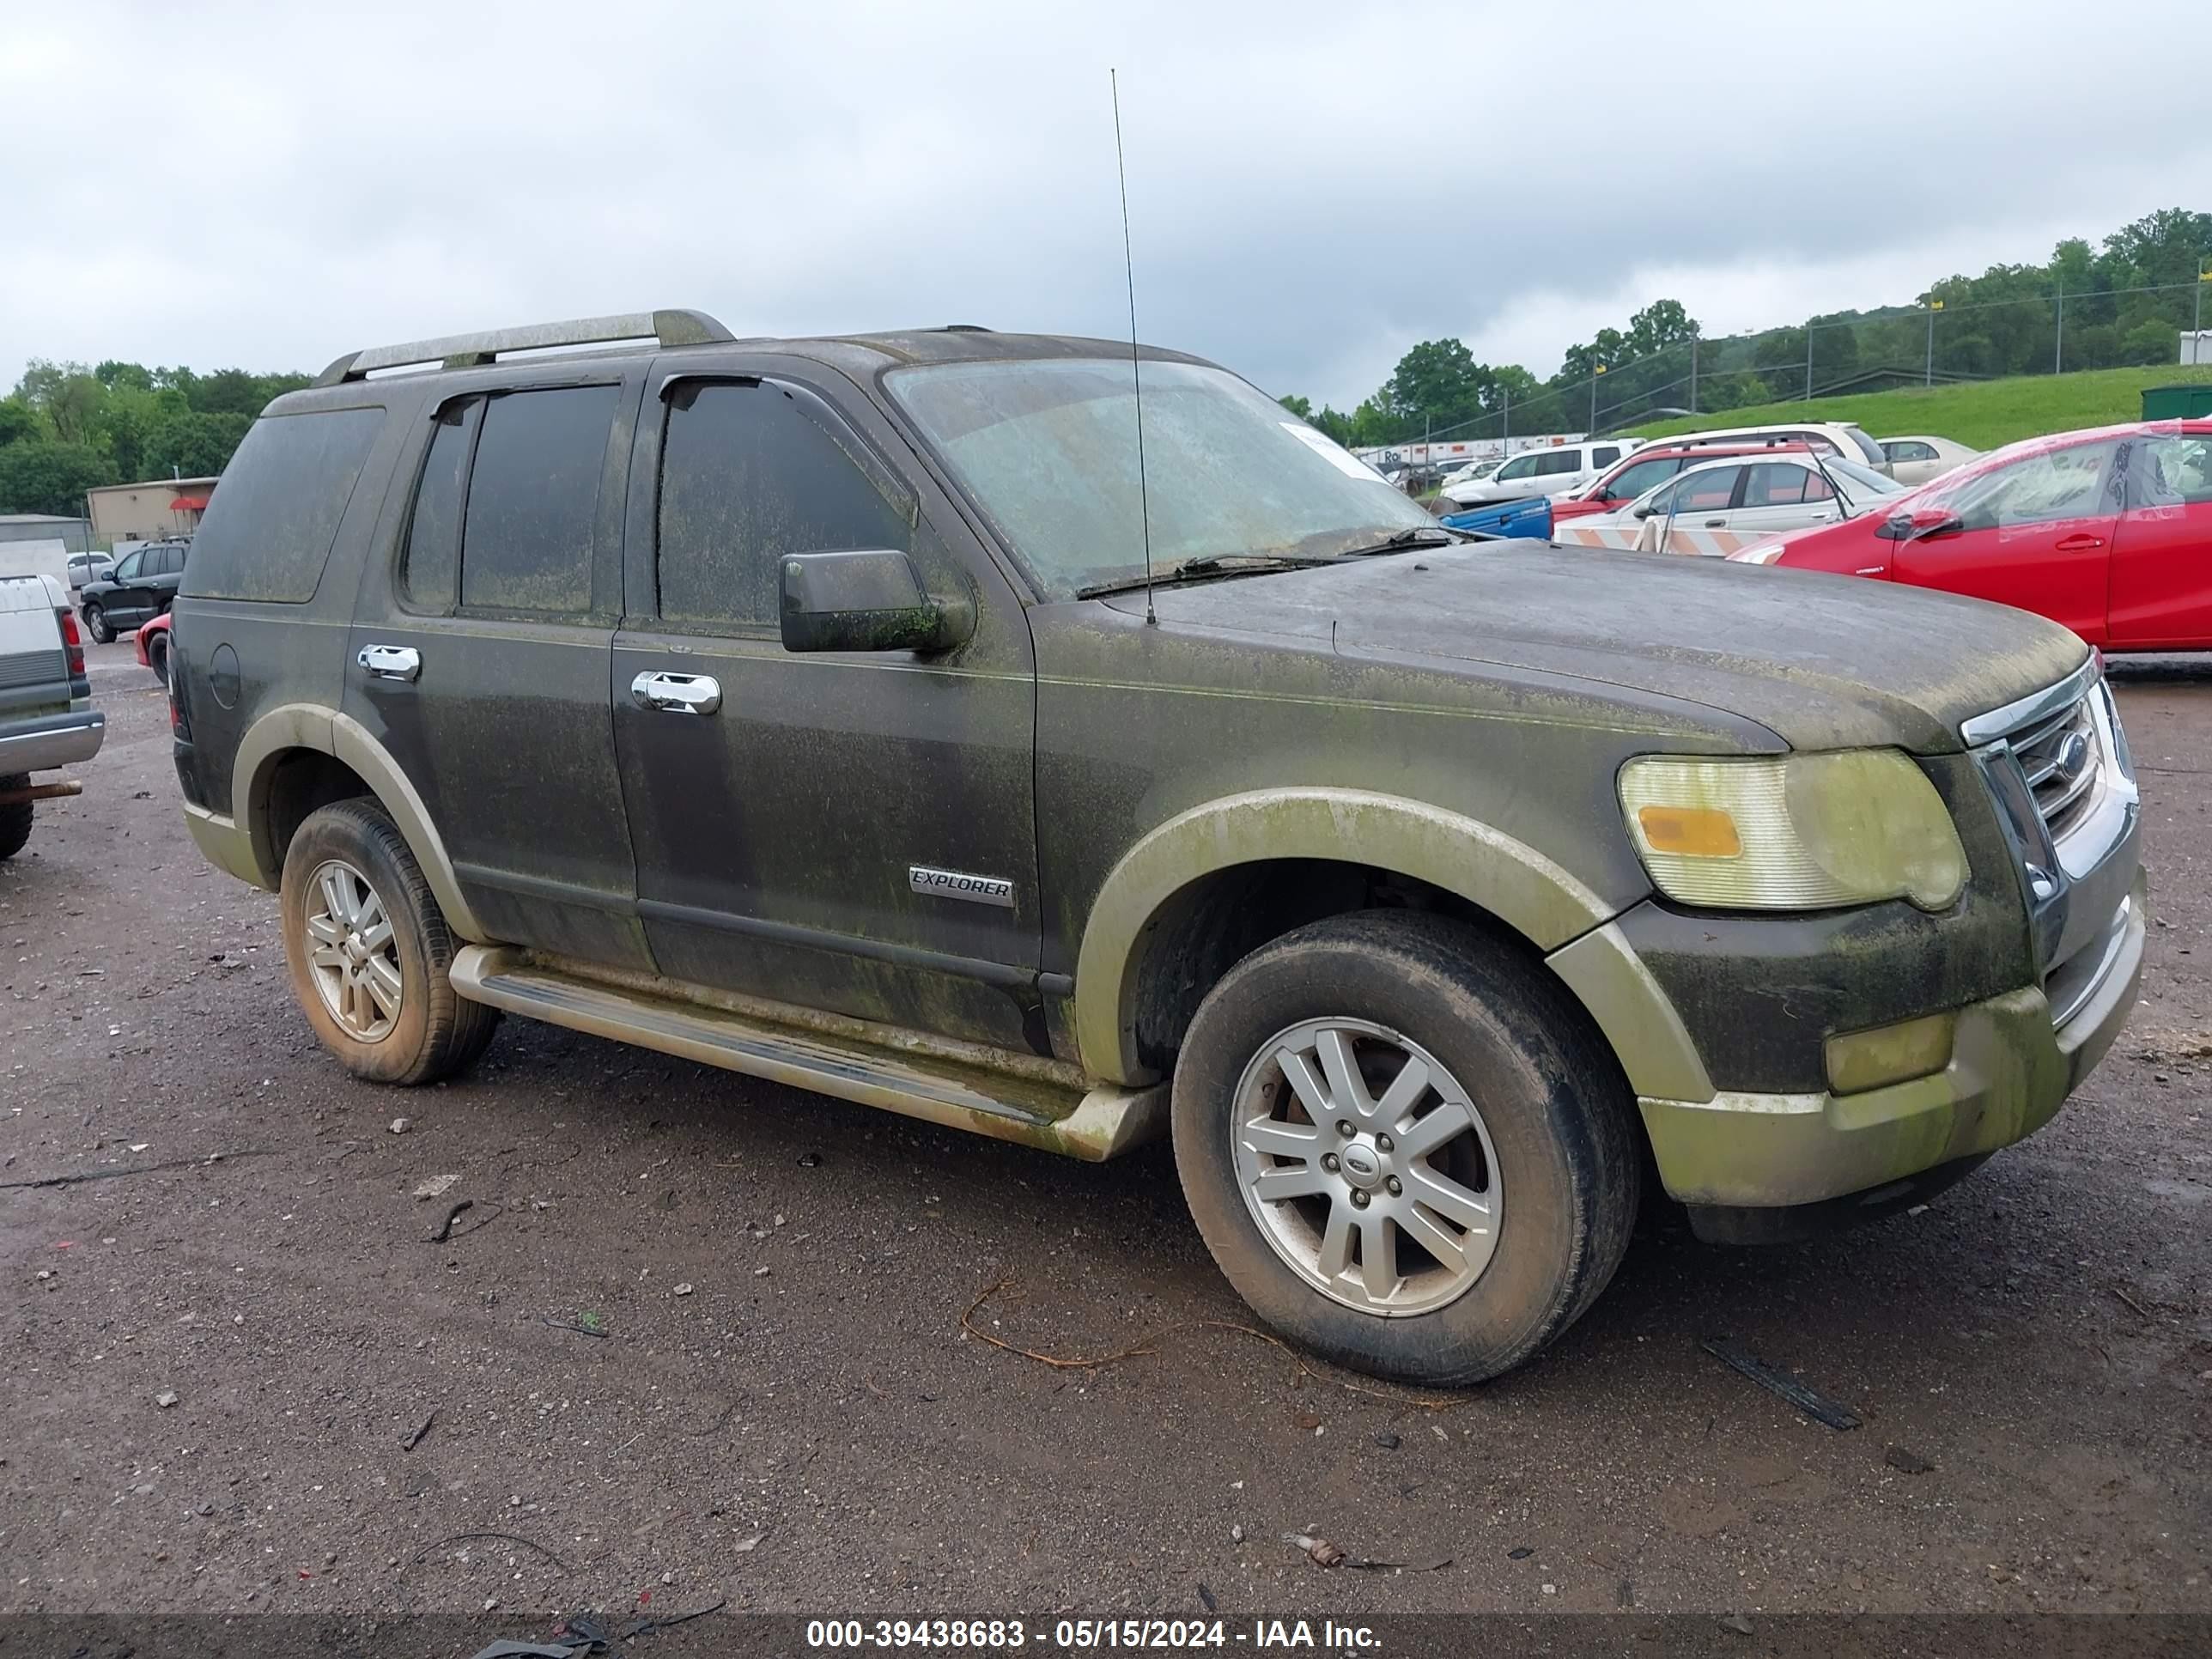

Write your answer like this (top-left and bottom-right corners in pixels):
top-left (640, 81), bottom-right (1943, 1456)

top-left (6, 0), bottom-right (2209, 411)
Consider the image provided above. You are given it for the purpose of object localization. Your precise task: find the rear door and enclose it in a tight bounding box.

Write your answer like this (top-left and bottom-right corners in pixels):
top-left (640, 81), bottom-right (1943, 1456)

top-left (343, 374), bottom-right (647, 966)
top-left (610, 362), bottom-right (1042, 1051)
top-left (2108, 432), bottom-right (2212, 647)
top-left (1891, 439), bottom-right (2121, 641)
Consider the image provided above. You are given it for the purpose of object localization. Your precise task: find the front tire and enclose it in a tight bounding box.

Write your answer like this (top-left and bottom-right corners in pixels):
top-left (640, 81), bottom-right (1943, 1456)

top-left (0, 774), bottom-right (32, 861)
top-left (279, 799), bottom-right (499, 1085)
top-left (82, 604), bottom-right (112, 644)
top-left (1171, 911), bottom-right (1641, 1386)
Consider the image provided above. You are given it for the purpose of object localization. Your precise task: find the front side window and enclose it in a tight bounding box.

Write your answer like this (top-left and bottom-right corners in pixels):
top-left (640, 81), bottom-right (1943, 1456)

top-left (885, 358), bottom-right (1433, 599)
top-left (1743, 464), bottom-right (1832, 507)
top-left (115, 551), bottom-right (144, 582)
top-left (1493, 453), bottom-right (1541, 481)
top-left (657, 380), bottom-right (916, 629)
top-left (459, 386), bottom-right (617, 613)
top-left (1887, 439), bottom-right (1938, 463)
top-left (1600, 456), bottom-right (1682, 500)
top-left (1653, 465), bottom-right (1742, 514)
top-left (1931, 441), bottom-right (2121, 531)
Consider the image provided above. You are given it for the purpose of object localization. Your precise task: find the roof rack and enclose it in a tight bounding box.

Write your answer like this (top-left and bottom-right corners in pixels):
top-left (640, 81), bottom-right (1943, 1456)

top-left (313, 308), bottom-right (735, 386)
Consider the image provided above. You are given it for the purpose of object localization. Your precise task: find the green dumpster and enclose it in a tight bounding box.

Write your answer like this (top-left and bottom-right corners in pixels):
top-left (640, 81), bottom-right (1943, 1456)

top-left (2142, 383), bottom-right (2212, 422)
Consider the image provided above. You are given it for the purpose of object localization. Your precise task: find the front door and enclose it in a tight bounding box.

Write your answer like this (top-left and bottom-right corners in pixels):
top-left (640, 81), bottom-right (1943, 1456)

top-left (1892, 438), bottom-right (2121, 643)
top-left (102, 548), bottom-right (154, 628)
top-left (343, 375), bottom-right (647, 967)
top-left (611, 363), bottom-right (1042, 1052)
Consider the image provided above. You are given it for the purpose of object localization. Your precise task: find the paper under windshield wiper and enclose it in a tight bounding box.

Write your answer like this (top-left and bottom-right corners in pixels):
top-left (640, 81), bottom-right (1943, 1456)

top-left (1076, 553), bottom-right (1334, 599)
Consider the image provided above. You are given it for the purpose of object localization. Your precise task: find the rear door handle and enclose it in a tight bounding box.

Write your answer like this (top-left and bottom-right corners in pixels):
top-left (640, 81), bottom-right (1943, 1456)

top-left (356, 644), bottom-right (421, 682)
top-left (2055, 534), bottom-right (2106, 552)
top-left (630, 671), bottom-right (722, 715)
top-left (1703, 518), bottom-right (1728, 528)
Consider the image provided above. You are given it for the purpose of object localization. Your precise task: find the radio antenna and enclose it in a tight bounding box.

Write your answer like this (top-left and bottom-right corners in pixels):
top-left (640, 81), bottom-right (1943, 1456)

top-left (1110, 68), bottom-right (1158, 625)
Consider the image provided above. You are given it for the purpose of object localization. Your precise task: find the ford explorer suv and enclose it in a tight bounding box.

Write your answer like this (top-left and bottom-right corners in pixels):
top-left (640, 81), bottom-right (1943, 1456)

top-left (170, 310), bottom-right (2144, 1386)
top-left (1, 574), bottom-right (104, 860)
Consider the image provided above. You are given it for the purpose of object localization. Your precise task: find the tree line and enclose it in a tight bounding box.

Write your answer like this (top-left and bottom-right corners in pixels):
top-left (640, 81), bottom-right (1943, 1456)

top-left (0, 361), bottom-right (309, 518)
top-left (1281, 207), bottom-right (2212, 450)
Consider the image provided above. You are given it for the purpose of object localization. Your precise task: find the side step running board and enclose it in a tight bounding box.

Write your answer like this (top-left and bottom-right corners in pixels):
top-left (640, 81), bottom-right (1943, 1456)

top-left (448, 946), bottom-right (1165, 1161)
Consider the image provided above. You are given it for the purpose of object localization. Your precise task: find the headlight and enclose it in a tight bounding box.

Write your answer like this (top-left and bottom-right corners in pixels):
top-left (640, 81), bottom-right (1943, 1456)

top-left (1619, 750), bottom-right (1967, 911)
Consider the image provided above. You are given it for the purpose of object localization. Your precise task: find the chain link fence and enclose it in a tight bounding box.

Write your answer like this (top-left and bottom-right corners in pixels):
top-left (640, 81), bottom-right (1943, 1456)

top-left (1393, 276), bottom-right (2212, 461)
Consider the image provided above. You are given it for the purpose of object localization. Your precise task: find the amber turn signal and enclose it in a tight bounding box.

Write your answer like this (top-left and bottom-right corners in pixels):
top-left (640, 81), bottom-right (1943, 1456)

top-left (1635, 804), bottom-right (1742, 859)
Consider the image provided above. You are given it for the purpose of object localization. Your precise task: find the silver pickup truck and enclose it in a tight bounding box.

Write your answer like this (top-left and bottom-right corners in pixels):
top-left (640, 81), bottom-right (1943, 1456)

top-left (0, 574), bottom-right (105, 860)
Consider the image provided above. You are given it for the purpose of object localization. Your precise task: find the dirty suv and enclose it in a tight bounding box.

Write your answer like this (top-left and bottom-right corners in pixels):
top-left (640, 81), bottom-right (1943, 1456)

top-left (171, 310), bottom-right (2144, 1386)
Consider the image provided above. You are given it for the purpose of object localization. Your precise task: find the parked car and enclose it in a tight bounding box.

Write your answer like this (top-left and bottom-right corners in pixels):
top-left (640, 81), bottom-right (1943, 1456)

top-left (78, 538), bottom-right (189, 642)
top-left (1573, 453), bottom-right (1905, 545)
top-left (66, 551), bottom-right (116, 592)
top-left (1438, 456), bottom-right (1504, 488)
top-left (1880, 434), bottom-right (1979, 486)
top-left (1438, 438), bottom-right (1639, 507)
top-left (1731, 421), bottom-right (2212, 650)
top-left (174, 308), bottom-right (2141, 1387)
top-left (1552, 440), bottom-right (1816, 526)
top-left (135, 611), bottom-right (173, 684)
top-left (1642, 420), bottom-right (1893, 476)
top-left (0, 573), bottom-right (105, 860)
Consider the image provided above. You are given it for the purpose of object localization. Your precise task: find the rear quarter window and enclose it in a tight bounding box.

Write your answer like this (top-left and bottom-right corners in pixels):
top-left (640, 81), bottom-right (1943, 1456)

top-left (181, 408), bottom-right (385, 603)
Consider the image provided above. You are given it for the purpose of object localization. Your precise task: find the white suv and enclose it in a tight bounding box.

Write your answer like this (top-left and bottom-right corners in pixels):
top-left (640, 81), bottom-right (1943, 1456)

top-left (1646, 421), bottom-right (1893, 477)
top-left (1440, 439), bottom-right (1638, 507)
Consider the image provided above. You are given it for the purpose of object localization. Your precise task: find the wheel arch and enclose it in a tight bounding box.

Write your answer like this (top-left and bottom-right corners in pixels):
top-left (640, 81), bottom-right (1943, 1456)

top-left (1074, 787), bottom-right (1646, 1086)
top-left (231, 702), bottom-right (486, 943)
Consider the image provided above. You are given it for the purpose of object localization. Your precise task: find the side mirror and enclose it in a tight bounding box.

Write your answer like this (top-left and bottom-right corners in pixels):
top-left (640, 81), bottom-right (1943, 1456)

top-left (1877, 507), bottom-right (1962, 543)
top-left (779, 550), bottom-right (973, 654)
top-left (1632, 503), bottom-right (1658, 520)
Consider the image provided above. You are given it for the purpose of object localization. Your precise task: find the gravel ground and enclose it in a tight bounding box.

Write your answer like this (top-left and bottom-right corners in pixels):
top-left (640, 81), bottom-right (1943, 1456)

top-left (2, 643), bottom-right (2207, 1625)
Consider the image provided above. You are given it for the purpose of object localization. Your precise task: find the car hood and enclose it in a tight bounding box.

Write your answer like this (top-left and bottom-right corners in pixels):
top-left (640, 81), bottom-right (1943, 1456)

top-left (1109, 543), bottom-right (2087, 755)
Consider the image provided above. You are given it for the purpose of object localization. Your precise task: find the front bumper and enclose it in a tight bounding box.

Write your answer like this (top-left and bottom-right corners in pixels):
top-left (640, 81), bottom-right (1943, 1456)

top-left (1637, 866), bottom-right (2145, 1212)
top-left (0, 708), bottom-right (106, 774)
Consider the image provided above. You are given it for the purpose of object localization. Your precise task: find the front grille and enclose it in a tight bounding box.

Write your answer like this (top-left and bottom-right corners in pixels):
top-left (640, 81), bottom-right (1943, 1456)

top-left (0, 647), bottom-right (66, 692)
top-left (2005, 695), bottom-right (2103, 843)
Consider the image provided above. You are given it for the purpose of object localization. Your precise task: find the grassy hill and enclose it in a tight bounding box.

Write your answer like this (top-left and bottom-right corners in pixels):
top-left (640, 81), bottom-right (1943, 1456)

top-left (1631, 364), bottom-right (2212, 452)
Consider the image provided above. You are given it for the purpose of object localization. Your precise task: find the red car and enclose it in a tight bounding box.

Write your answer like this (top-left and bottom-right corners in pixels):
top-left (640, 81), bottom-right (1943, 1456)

top-left (133, 611), bottom-right (172, 684)
top-left (1733, 421), bottom-right (2212, 650)
top-left (1552, 439), bottom-right (1812, 524)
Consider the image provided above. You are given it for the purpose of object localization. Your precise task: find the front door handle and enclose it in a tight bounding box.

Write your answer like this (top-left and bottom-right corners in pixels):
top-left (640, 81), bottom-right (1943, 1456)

top-left (1704, 518), bottom-right (1728, 528)
top-left (631, 671), bottom-right (722, 715)
top-left (2055, 534), bottom-right (2106, 552)
top-left (356, 644), bottom-right (422, 682)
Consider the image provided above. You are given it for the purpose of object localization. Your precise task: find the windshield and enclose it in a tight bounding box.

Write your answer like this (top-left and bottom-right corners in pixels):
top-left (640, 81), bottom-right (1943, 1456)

top-left (885, 358), bottom-right (1436, 599)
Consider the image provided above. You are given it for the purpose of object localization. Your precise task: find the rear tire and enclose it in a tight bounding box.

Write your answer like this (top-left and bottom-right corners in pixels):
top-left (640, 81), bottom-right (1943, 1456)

top-left (82, 604), bottom-right (112, 644)
top-left (148, 633), bottom-right (169, 685)
top-left (279, 799), bottom-right (499, 1085)
top-left (0, 775), bottom-right (32, 861)
top-left (1171, 910), bottom-right (1641, 1387)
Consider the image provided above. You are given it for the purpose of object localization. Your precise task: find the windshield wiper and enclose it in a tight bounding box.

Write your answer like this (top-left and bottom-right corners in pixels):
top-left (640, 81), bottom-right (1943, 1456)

top-left (1076, 553), bottom-right (1334, 600)
top-left (1331, 527), bottom-right (1462, 558)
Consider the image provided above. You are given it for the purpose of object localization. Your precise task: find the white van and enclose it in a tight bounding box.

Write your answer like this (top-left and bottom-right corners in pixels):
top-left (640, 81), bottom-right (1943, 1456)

top-left (1647, 420), bottom-right (1893, 476)
top-left (1439, 437), bottom-right (1641, 507)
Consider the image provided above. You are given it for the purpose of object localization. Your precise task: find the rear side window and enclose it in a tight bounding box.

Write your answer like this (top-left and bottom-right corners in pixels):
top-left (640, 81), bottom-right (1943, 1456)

top-left (402, 398), bottom-right (483, 610)
top-left (1590, 446), bottom-right (1621, 467)
top-left (459, 386), bottom-right (617, 613)
top-left (180, 407), bottom-right (382, 603)
top-left (1534, 450), bottom-right (1583, 477)
top-left (656, 380), bottom-right (915, 629)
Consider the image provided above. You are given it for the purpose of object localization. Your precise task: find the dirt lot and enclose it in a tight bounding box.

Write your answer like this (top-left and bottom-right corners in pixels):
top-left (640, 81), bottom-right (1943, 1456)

top-left (3, 643), bottom-right (2208, 1626)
